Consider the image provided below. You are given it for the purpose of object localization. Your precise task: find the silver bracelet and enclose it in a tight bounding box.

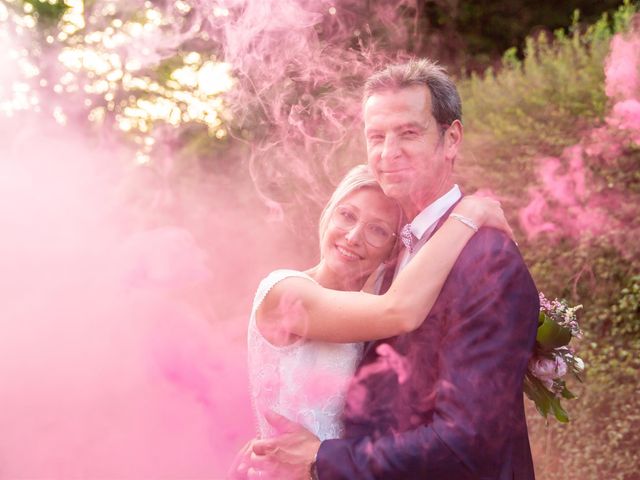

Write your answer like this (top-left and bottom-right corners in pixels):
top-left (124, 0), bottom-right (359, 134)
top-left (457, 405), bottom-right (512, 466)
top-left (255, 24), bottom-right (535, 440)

top-left (450, 213), bottom-right (479, 232)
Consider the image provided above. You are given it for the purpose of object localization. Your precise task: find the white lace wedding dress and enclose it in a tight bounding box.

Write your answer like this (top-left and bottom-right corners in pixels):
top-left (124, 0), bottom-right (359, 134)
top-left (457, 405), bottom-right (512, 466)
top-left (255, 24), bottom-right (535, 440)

top-left (247, 269), bottom-right (363, 440)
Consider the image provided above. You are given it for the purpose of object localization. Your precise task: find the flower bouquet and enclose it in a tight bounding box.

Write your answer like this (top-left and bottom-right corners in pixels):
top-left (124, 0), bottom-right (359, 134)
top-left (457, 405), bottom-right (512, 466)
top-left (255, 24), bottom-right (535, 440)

top-left (524, 293), bottom-right (585, 423)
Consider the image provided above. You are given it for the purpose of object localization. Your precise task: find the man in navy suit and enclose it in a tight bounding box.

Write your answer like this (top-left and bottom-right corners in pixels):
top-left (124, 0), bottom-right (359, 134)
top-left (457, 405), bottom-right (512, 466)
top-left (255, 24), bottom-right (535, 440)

top-left (251, 58), bottom-right (539, 480)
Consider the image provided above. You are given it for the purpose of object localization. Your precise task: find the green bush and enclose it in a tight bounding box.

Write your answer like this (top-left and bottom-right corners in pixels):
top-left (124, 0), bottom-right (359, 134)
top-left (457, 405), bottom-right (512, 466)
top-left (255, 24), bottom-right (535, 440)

top-left (460, 4), bottom-right (636, 156)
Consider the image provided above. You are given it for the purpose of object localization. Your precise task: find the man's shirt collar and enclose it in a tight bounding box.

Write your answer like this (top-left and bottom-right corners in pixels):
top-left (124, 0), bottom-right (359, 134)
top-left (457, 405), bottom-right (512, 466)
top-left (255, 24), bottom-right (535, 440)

top-left (408, 184), bottom-right (462, 240)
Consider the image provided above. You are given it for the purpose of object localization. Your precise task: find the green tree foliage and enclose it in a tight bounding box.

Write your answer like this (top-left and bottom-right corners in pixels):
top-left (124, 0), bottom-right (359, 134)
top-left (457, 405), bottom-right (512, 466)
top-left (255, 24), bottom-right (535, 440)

top-left (461, 6), bottom-right (635, 157)
top-left (22, 0), bottom-right (68, 24)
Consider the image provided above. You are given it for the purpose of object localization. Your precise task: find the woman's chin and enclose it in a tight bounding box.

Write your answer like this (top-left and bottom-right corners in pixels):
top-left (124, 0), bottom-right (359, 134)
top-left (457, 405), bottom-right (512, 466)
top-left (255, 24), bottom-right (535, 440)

top-left (328, 258), bottom-right (374, 288)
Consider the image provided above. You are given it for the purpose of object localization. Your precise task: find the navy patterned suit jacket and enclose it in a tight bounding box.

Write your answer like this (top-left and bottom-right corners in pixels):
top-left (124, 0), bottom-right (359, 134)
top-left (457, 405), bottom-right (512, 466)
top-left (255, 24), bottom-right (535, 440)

top-left (316, 219), bottom-right (539, 479)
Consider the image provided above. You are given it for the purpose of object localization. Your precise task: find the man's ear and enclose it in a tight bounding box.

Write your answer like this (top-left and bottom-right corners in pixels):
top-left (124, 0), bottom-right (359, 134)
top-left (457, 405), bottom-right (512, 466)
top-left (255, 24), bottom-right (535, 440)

top-left (443, 119), bottom-right (463, 163)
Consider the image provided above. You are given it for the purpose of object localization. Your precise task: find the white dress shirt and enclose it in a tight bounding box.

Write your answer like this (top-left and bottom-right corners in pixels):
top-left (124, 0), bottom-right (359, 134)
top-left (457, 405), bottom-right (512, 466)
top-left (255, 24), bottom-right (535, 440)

top-left (395, 184), bottom-right (462, 275)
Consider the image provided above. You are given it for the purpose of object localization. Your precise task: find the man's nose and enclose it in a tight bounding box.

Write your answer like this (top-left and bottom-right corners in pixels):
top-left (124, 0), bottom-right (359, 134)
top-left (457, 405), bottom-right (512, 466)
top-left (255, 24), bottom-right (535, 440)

top-left (344, 223), bottom-right (365, 245)
top-left (381, 133), bottom-right (400, 161)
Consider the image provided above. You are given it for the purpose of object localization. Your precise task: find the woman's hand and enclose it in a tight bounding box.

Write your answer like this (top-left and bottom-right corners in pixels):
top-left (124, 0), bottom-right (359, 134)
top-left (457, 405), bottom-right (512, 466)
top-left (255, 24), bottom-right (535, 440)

top-left (228, 439), bottom-right (254, 479)
top-left (453, 195), bottom-right (515, 241)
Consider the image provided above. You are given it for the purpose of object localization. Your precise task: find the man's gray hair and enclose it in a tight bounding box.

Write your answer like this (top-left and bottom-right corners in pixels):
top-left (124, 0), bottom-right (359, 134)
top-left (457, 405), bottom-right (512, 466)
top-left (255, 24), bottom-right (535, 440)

top-left (363, 58), bottom-right (462, 129)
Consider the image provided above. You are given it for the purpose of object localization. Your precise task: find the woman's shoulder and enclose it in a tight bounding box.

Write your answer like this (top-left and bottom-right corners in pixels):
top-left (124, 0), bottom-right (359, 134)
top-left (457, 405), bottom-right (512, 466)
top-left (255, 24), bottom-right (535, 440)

top-left (252, 269), bottom-right (317, 312)
top-left (263, 268), bottom-right (313, 283)
top-left (258, 269), bottom-right (316, 293)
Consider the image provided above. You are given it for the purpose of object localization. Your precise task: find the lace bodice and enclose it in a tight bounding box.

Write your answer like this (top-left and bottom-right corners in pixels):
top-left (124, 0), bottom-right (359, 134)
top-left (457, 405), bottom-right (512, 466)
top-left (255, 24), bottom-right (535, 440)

top-left (247, 269), bottom-right (362, 441)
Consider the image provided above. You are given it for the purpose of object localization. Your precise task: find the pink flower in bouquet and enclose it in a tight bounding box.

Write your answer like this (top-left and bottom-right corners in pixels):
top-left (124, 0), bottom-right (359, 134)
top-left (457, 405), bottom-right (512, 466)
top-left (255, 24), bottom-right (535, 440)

top-left (529, 356), bottom-right (568, 390)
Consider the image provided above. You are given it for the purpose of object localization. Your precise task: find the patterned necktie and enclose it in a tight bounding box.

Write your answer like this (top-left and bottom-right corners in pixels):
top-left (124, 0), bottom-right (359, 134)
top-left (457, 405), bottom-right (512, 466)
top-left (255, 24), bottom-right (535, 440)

top-left (400, 224), bottom-right (415, 253)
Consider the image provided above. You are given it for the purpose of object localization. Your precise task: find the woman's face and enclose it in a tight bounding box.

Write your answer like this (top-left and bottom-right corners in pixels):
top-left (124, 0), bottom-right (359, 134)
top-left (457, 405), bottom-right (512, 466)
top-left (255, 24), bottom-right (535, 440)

top-left (320, 187), bottom-right (400, 288)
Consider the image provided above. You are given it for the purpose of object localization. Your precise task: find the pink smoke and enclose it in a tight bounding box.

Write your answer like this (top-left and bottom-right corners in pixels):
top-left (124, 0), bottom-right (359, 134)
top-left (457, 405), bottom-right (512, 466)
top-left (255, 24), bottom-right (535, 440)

top-left (0, 15), bottom-right (319, 469)
top-left (606, 31), bottom-right (640, 141)
top-left (519, 27), bottom-right (640, 242)
top-left (212, 0), bottom-right (419, 215)
top-left (343, 343), bottom-right (411, 418)
top-left (519, 190), bottom-right (558, 238)
top-left (519, 145), bottom-right (621, 240)
top-left (604, 31), bottom-right (640, 100)
top-left (0, 109), bottom-right (270, 476)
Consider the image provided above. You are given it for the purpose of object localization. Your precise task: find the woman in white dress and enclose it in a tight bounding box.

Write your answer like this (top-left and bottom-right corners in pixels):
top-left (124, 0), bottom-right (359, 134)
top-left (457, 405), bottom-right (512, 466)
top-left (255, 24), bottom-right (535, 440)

top-left (246, 164), bottom-right (512, 445)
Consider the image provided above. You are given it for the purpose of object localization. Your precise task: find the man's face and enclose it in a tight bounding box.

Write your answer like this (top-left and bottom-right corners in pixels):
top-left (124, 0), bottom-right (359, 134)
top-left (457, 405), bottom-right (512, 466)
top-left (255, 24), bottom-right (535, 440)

top-left (364, 85), bottom-right (458, 212)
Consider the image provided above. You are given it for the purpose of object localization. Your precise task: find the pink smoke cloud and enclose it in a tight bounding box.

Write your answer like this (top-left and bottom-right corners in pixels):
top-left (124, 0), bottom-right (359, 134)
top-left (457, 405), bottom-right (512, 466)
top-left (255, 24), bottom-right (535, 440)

top-left (0, 60), bottom-right (320, 476)
top-left (342, 343), bottom-right (411, 419)
top-left (519, 190), bottom-right (558, 238)
top-left (604, 28), bottom-right (640, 143)
top-left (608, 98), bottom-right (640, 135)
top-left (519, 28), bottom-right (640, 242)
top-left (0, 113), bottom-right (261, 476)
top-left (519, 145), bottom-right (619, 241)
top-left (604, 31), bottom-right (640, 100)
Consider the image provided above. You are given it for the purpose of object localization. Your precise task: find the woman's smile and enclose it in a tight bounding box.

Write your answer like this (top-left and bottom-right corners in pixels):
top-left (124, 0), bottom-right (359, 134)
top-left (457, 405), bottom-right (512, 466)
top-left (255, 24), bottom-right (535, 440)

top-left (335, 244), bottom-right (362, 261)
